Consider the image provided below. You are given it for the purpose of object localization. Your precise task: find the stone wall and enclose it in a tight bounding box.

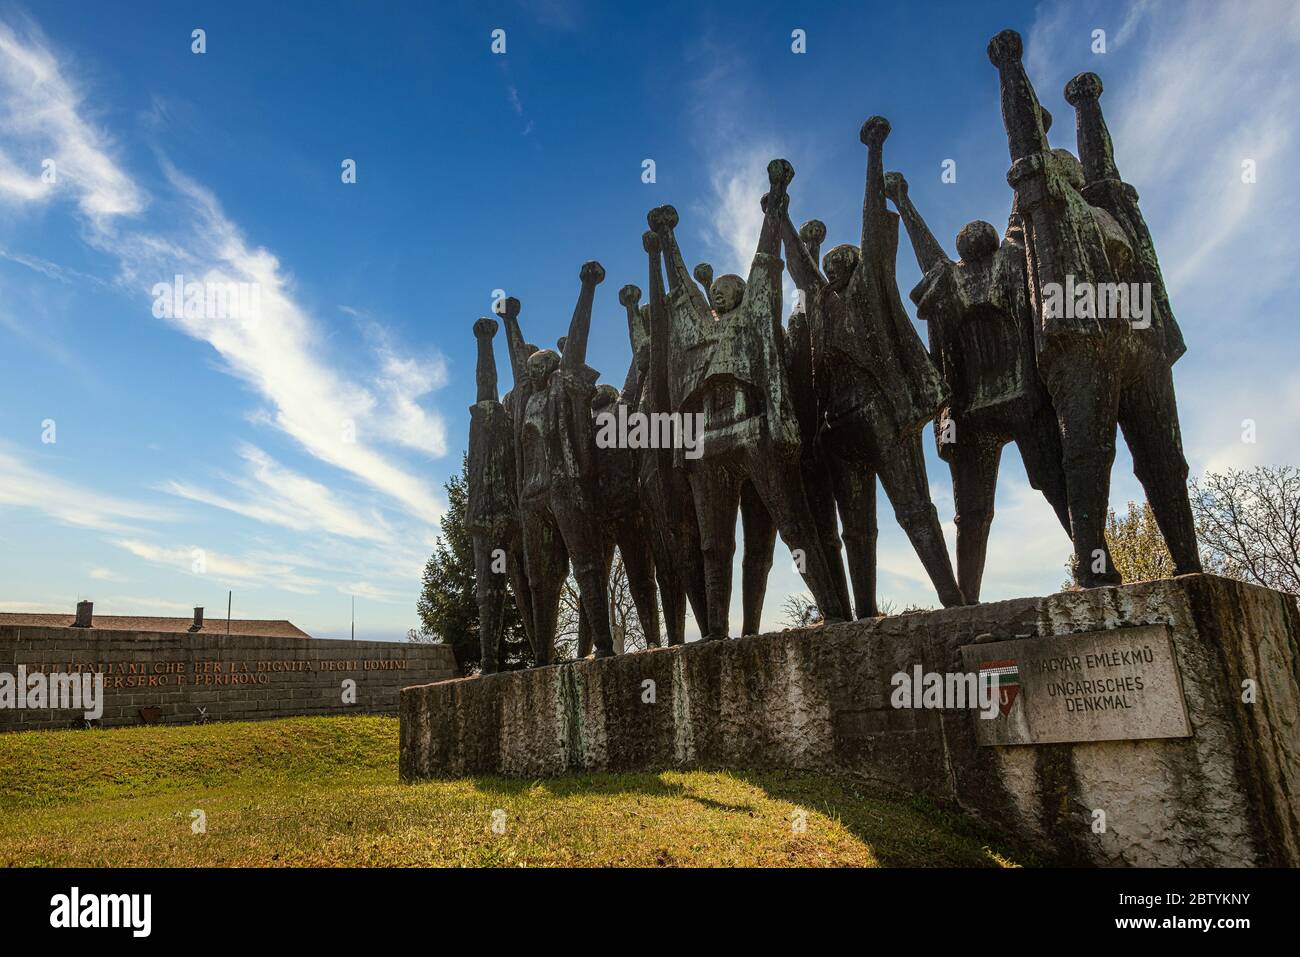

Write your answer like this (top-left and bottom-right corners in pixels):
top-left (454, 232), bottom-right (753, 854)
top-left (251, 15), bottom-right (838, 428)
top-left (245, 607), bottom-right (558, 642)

top-left (1, 626), bottom-right (457, 731)
top-left (400, 574), bottom-right (1300, 867)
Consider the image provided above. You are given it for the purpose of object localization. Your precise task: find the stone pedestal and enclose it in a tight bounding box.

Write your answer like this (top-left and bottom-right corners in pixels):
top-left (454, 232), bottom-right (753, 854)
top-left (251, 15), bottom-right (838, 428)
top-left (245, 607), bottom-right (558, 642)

top-left (400, 575), bottom-right (1300, 866)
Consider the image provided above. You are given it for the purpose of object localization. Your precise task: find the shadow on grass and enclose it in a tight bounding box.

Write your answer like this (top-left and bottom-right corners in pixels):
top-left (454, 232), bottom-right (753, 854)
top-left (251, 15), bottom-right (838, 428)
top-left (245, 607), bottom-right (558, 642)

top-left (464, 766), bottom-right (1035, 866)
top-left (734, 769), bottom-right (1038, 867)
top-left (467, 771), bottom-right (755, 814)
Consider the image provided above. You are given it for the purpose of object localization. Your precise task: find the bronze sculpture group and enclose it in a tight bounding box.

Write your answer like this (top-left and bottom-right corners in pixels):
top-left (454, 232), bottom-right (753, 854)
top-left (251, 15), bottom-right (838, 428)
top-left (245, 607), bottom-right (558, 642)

top-left (466, 30), bottom-right (1201, 672)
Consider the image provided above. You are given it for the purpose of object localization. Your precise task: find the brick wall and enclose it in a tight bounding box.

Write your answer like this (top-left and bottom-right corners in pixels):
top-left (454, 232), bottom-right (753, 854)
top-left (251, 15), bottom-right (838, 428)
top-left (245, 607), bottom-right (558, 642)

top-left (0, 625), bottom-right (457, 731)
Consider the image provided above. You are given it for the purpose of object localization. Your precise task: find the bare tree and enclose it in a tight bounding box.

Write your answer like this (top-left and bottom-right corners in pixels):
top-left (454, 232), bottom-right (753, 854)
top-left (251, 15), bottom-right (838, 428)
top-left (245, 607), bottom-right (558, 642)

top-left (1191, 466), bottom-right (1300, 596)
top-left (781, 593), bottom-right (934, 625)
top-left (555, 551), bottom-right (659, 659)
top-left (780, 592), bottom-right (821, 628)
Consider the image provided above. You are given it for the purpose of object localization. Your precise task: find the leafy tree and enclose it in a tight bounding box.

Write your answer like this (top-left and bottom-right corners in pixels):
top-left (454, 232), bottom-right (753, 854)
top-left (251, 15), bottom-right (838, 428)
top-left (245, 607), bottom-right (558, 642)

top-left (1191, 466), bottom-right (1300, 595)
top-left (413, 455), bottom-right (532, 673)
top-left (1108, 500), bottom-right (1176, 581)
top-left (1063, 500), bottom-right (1174, 587)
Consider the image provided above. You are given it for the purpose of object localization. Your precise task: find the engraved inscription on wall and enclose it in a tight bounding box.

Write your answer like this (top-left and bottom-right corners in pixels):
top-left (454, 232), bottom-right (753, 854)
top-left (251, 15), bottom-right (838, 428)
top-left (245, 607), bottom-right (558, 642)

top-left (12, 658), bottom-right (410, 689)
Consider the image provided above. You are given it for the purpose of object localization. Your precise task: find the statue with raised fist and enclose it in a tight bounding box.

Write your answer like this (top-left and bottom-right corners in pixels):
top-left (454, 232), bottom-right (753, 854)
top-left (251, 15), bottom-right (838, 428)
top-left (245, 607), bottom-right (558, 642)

top-left (1062, 69), bottom-right (1199, 579)
top-left (886, 170), bottom-right (1071, 602)
top-left (638, 234), bottom-right (711, 643)
top-left (466, 316), bottom-right (530, 673)
top-left (650, 225), bottom-right (775, 637)
top-left (517, 263), bottom-right (618, 662)
top-left (773, 188), bottom-right (870, 618)
top-left (987, 30), bottom-right (1200, 585)
top-left (815, 117), bottom-right (964, 607)
top-left (648, 158), bottom-right (849, 637)
top-left (583, 306), bottom-right (662, 653)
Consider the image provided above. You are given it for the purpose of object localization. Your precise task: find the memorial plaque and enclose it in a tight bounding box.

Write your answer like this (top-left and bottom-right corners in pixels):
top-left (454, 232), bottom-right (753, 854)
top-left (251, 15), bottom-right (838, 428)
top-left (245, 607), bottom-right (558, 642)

top-left (959, 624), bottom-right (1192, 746)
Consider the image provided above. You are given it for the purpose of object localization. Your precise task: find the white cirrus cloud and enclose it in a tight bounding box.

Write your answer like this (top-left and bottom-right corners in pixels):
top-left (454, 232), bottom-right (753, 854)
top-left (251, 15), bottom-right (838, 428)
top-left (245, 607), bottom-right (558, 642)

top-left (0, 17), bottom-right (144, 221)
top-left (0, 18), bottom-right (450, 527)
top-left (0, 441), bottom-right (171, 533)
top-left (159, 444), bottom-right (396, 544)
top-left (111, 538), bottom-right (325, 595)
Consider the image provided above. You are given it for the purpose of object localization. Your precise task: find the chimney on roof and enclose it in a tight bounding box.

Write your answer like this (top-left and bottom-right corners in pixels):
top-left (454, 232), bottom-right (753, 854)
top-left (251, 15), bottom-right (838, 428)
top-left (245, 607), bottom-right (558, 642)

top-left (189, 607), bottom-right (204, 633)
top-left (73, 600), bottom-right (93, 628)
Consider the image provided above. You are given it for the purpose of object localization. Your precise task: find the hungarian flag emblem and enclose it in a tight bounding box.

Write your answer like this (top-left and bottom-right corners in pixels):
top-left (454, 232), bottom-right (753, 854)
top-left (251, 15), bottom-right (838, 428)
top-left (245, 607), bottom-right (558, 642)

top-left (979, 659), bottom-right (1020, 717)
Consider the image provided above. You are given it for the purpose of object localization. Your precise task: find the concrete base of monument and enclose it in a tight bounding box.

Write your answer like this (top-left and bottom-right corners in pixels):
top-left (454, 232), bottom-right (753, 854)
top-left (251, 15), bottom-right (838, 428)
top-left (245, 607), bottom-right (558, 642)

top-left (400, 574), bottom-right (1300, 867)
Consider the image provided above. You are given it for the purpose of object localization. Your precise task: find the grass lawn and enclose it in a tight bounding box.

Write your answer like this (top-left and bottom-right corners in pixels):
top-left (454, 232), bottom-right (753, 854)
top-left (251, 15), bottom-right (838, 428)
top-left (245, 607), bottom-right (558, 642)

top-left (0, 715), bottom-right (1023, 867)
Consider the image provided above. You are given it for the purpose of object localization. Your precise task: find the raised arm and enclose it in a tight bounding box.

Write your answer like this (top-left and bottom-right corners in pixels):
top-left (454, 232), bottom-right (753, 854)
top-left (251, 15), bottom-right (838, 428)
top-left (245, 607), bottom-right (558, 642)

top-left (987, 30), bottom-right (1050, 163)
top-left (560, 261), bottom-right (605, 371)
top-left (751, 159), bottom-right (793, 349)
top-left (1063, 72), bottom-right (1120, 186)
top-left (643, 230), bottom-right (671, 416)
top-left (646, 207), bottom-right (692, 298)
top-left (473, 317), bottom-right (500, 403)
top-left (884, 172), bottom-right (951, 274)
top-left (619, 283), bottom-right (645, 401)
top-left (769, 172), bottom-right (822, 294)
top-left (756, 159), bottom-right (791, 260)
top-left (499, 296), bottom-right (530, 386)
top-left (859, 116), bottom-right (891, 270)
top-left (1004, 108), bottom-right (1051, 240)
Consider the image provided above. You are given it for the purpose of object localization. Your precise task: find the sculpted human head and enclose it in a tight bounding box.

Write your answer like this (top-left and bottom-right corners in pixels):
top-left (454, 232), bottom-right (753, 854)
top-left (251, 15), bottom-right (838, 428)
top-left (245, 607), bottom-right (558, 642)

top-left (956, 221), bottom-right (999, 264)
top-left (591, 383), bottom-right (620, 413)
top-left (527, 349), bottom-right (560, 389)
top-left (1052, 148), bottom-right (1086, 190)
top-left (710, 274), bottom-right (746, 315)
top-left (822, 243), bottom-right (860, 289)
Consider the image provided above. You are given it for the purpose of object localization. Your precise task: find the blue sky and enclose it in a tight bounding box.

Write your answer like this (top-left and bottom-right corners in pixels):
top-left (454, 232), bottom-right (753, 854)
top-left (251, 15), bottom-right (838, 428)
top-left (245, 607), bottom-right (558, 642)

top-left (1, 0), bottom-right (1296, 641)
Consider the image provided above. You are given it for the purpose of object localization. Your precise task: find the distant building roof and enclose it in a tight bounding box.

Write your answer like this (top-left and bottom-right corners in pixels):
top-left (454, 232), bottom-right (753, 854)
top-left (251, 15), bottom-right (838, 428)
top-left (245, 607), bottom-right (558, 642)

top-left (0, 613), bottom-right (312, 639)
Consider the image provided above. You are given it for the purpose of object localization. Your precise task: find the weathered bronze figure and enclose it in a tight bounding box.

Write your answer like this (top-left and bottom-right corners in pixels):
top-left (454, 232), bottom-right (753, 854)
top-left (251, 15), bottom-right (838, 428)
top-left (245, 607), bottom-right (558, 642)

top-left (466, 316), bottom-right (527, 673)
top-left (988, 30), bottom-right (1200, 585)
top-left (648, 158), bottom-right (849, 637)
top-left (637, 235), bottom-right (713, 643)
top-left (773, 190), bottom-right (870, 618)
top-left (583, 333), bottom-right (662, 654)
top-left (516, 264), bottom-right (618, 661)
top-left (496, 298), bottom-right (564, 660)
top-left (816, 118), bottom-right (964, 607)
top-left (886, 172), bottom-right (1071, 601)
top-left (1062, 69), bottom-right (1200, 580)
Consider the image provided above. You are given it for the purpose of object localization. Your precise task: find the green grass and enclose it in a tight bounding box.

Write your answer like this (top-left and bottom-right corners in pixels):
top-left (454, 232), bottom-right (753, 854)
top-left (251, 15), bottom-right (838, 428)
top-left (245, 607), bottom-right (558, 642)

top-left (0, 715), bottom-right (1022, 867)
